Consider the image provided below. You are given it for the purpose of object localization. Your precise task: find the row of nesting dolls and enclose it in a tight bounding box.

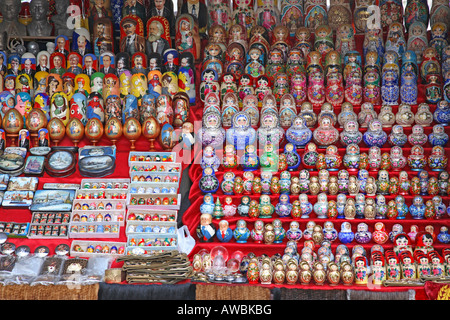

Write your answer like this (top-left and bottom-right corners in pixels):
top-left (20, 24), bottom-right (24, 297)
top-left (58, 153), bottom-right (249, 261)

top-left (200, 44), bottom-right (450, 109)
top-left (206, 0), bottom-right (450, 36)
top-left (199, 182), bottom-right (450, 220)
top-left (0, 75), bottom-right (192, 131)
top-left (197, 108), bottom-right (448, 162)
top-left (0, 49), bottom-right (197, 103)
top-left (210, 163), bottom-right (450, 197)
top-left (204, 19), bottom-right (449, 79)
top-left (233, 245), bottom-right (450, 286)
top-left (198, 205), bottom-right (449, 249)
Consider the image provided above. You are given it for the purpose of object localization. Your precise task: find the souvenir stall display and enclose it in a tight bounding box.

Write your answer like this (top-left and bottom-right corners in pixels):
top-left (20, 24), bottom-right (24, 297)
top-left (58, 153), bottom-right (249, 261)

top-left (0, 0), bottom-right (445, 302)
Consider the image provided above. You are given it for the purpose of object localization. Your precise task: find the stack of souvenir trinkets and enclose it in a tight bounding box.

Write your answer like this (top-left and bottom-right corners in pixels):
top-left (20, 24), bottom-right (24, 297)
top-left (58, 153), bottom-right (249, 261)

top-left (187, 0), bottom-right (450, 288)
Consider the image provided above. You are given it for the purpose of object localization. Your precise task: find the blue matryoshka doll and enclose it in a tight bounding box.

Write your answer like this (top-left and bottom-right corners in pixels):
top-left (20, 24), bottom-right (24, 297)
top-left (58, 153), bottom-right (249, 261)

top-left (200, 193), bottom-right (215, 215)
top-left (122, 94), bottom-right (139, 124)
top-left (225, 111), bottom-right (256, 151)
top-left (0, 91), bottom-right (15, 119)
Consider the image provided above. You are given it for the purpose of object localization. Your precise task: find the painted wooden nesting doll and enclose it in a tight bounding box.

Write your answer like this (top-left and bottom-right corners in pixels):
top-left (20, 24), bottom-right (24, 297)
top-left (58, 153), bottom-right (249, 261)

top-left (335, 24), bottom-right (356, 59)
top-left (380, 0), bottom-right (404, 32)
top-left (303, 0), bottom-right (327, 30)
top-left (404, 0), bottom-right (429, 31)
top-left (175, 14), bottom-right (201, 61)
top-left (50, 91), bottom-right (70, 126)
top-left (327, 0), bottom-right (352, 31)
top-left (280, 0), bottom-right (304, 37)
top-left (406, 21), bottom-right (428, 64)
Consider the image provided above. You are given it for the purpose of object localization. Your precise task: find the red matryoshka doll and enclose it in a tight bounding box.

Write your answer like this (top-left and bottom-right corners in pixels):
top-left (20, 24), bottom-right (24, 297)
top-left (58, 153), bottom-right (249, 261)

top-left (220, 72), bottom-right (238, 97)
top-left (363, 70), bottom-right (381, 105)
top-left (273, 73), bottom-right (289, 104)
top-left (147, 70), bottom-right (163, 98)
top-left (406, 21), bottom-right (428, 64)
top-left (74, 73), bottom-right (91, 97)
top-left (237, 74), bottom-right (254, 103)
top-left (254, 75), bottom-right (272, 102)
top-left (46, 73), bottom-right (63, 98)
top-left (345, 71), bottom-right (363, 105)
top-left (327, 0), bottom-right (352, 31)
top-left (255, 0), bottom-right (280, 38)
top-left (304, 0), bottom-right (327, 31)
top-left (102, 73), bottom-right (120, 101)
top-left (86, 92), bottom-right (105, 123)
top-left (70, 92), bottom-right (88, 125)
top-left (227, 23), bottom-right (248, 51)
top-left (307, 71), bottom-right (325, 107)
top-left (280, 0), bottom-right (304, 37)
top-left (66, 52), bottom-right (83, 75)
top-left (420, 47), bottom-right (441, 83)
top-left (172, 91), bottom-right (189, 128)
top-left (244, 47), bottom-right (265, 82)
top-left (130, 52), bottom-right (147, 75)
top-left (290, 72), bottom-right (307, 106)
top-left (208, 0), bottom-right (232, 30)
top-left (202, 42), bottom-right (225, 79)
top-left (225, 42), bottom-right (246, 80)
top-left (201, 67), bottom-right (220, 102)
top-left (325, 72), bottom-right (344, 107)
top-left (62, 72), bottom-right (76, 100)
top-left (175, 14), bottom-right (201, 61)
top-left (155, 94), bottom-right (173, 126)
top-left (161, 71), bottom-right (178, 98)
top-left (3, 75), bottom-right (15, 96)
top-left (232, 0), bottom-right (256, 37)
top-left (286, 47), bottom-right (305, 79)
top-left (380, 0), bottom-right (404, 32)
top-left (49, 52), bottom-right (67, 76)
top-left (119, 15), bottom-right (145, 57)
top-left (265, 48), bottom-right (285, 83)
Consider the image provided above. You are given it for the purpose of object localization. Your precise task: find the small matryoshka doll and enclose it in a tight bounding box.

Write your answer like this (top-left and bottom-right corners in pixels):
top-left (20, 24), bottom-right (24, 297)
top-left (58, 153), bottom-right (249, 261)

top-left (378, 105), bottom-right (396, 128)
top-left (344, 71), bottom-right (363, 105)
top-left (306, 50), bottom-right (324, 76)
top-left (363, 70), bottom-right (381, 105)
top-left (254, 75), bottom-right (272, 102)
top-left (272, 73), bottom-right (290, 104)
top-left (307, 71), bottom-right (325, 107)
top-left (324, 145), bottom-right (342, 171)
top-left (429, 22), bottom-right (448, 59)
top-left (390, 146), bottom-right (407, 171)
top-left (400, 71), bottom-right (418, 105)
top-left (428, 145), bottom-right (448, 171)
top-left (368, 146), bottom-right (382, 172)
top-left (406, 21), bottom-right (428, 65)
top-left (358, 102), bottom-right (378, 128)
top-left (313, 115), bottom-right (339, 148)
top-left (220, 72), bottom-right (238, 98)
top-left (286, 48), bottom-right (305, 80)
top-left (398, 171), bottom-right (411, 196)
top-left (290, 72), bottom-right (307, 106)
top-left (363, 27), bottom-right (385, 58)
top-left (385, 22), bottom-right (407, 58)
top-left (325, 72), bottom-right (344, 107)
top-left (425, 75), bottom-right (443, 105)
top-left (298, 101), bottom-right (317, 128)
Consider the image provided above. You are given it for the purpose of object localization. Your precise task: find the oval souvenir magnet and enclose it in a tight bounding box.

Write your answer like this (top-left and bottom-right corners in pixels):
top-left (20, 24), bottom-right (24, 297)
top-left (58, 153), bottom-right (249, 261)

top-left (55, 243), bottom-right (70, 256)
top-left (1, 242), bottom-right (16, 255)
top-left (16, 245), bottom-right (30, 257)
top-left (35, 245), bottom-right (50, 257)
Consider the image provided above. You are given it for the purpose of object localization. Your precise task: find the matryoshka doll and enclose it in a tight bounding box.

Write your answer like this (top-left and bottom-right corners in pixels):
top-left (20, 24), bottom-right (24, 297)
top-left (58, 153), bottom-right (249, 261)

top-left (325, 72), bottom-right (344, 107)
top-left (236, 74), bottom-right (254, 104)
top-left (340, 120), bottom-right (363, 147)
top-left (343, 144), bottom-right (360, 172)
top-left (104, 94), bottom-right (122, 124)
top-left (285, 115), bottom-right (313, 149)
top-left (50, 91), bottom-right (70, 126)
top-left (324, 145), bottom-right (342, 171)
top-left (430, 22), bottom-right (448, 59)
top-left (314, 25), bottom-right (334, 60)
top-left (373, 222), bottom-right (389, 244)
top-left (278, 93), bottom-right (297, 129)
top-left (343, 51), bottom-right (363, 83)
top-left (335, 24), bottom-right (356, 59)
top-left (232, 0), bottom-right (256, 37)
top-left (222, 144), bottom-right (239, 171)
top-left (265, 48), bottom-right (285, 83)
top-left (220, 72), bottom-right (238, 98)
top-left (301, 142), bottom-right (319, 170)
top-left (199, 166), bottom-right (220, 194)
top-left (420, 47), bottom-right (441, 84)
top-left (363, 119), bottom-right (387, 148)
top-left (254, 75), bottom-right (272, 102)
top-left (290, 72), bottom-right (307, 106)
top-left (406, 21), bottom-right (428, 64)
top-left (208, 0), bottom-right (232, 30)
top-left (344, 71), bottom-right (363, 105)
top-left (242, 171), bottom-right (255, 195)
top-left (313, 116), bottom-right (339, 148)
top-left (307, 71), bottom-right (325, 107)
top-left (385, 22), bottom-right (407, 58)
top-left (368, 146), bottom-right (381, 172)
top-left (399, 251), bottom-right (417, 280)
top-left (155, 94), bottom-right (173, 126)
top-left (255, 0), bottom-right (280, 37)
top-left (275, 193), bottom-right (293, 218)
top-left (399, 171), bottom-right (412, 195)
top-left (244, 47), bottom-right (265, 82)
top-left (283, 142), bottom-right (301, 171)
top-left (241, 94), bottom-right (260, 127)
top-left (363, 70), bottom-right (381, 105)
top-left (242, 144), bottom-right (260, 171)
top-left (286, 48), bottom-right (305, 80)
top-left (298, 101), bottom-right (317, 128)
top-left (362, 27), bottom-right (385, 58)
top-left (425, 75), bottom-right (443, 105)
top-left (428, 145), bottom-right (448, 171)
top-left (272, 73), bottom-right (290, 104)
top-left (358, 102), bottom-right (378, 128)
top-left (196, 110), bottom-right (226, 148)
top-left (390, 146), bottom-right (407, 171)
top-left (381, 69), bottom-right (399, 106)
top-left (337, 102), bottom-right (358, 127)
top-left (175, 14), bottom-right (201, 61)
